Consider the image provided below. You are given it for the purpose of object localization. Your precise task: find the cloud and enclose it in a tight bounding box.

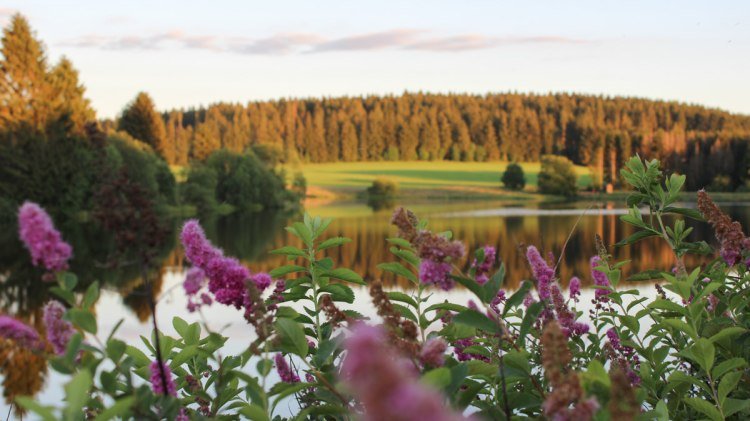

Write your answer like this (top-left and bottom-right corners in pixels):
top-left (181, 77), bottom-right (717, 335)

top-left (60, 28), bottom-right (584, 55)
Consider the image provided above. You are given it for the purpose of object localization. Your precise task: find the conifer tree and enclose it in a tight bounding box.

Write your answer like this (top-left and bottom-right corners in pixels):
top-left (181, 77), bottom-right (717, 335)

top-left (118, 92), bottom-right (171, 162)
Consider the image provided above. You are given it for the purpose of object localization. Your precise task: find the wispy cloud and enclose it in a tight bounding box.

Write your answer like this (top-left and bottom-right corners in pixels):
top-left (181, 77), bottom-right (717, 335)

top-left (60, 28), bottom-right (584, 55)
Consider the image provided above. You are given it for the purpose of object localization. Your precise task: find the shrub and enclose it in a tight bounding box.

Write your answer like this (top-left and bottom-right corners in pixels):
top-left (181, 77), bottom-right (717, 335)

top-left (366, 178), bottom-right (398, 198)
top-left (501, 162), bottom-right (526, 190)
top-left (10, 156), bottom-right (750, 420)
top-left (538, 154), bottom-right (577, 196)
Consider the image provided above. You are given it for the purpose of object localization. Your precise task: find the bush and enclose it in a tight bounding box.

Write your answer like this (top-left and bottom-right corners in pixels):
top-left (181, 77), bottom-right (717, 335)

top-left (538, 154), bottom-right (577, 196)
top-left (12, 156), bottom-right (750, 421)
top-left (366, 178), bottom-right (398, 197)
top-left (501, 162), bottom-right (526, 190)
top-left (180, 165), bottom-right (219, 214)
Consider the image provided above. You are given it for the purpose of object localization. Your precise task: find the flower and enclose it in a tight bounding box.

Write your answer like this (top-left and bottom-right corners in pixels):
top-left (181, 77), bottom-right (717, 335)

top-left (175, 408), bottom-right (189, 421)
top-left (568, 277), bottom-right (581, 300)
top-left (549, 284), bottom-right (589, 337)
top-left (454, 337), bottom-right (489, 362)
top-left (18, 201), bottom-right (72, 273)
top-left (472, 245), bottom-right (496, 285)
top-left (149, 360), bottom-right (177, 396)
top-left (251, 273), bottom-right (273, 291)
top-left (342, 324), bottom-right (468, 421)
top-left (0, 315), bottom-right (42, 350)
top-left (418, 260), bottom-right (454, 290)
top-left (42, 300), bottom-right (75, 355)
top-left (274, 353), bottom-right (300, 383)
top-left (419, 338), bottom-right (448, 367)
top-left (489, 289), bottom-right (506, 314)
top-left (590, 256), bottom-right (610, 301)
top-left (697, 189), bottom-right (747, 265)
top-left (183, 267), bottom-right (206, 296)
top-left (526, 246), bottom-right (555, 300)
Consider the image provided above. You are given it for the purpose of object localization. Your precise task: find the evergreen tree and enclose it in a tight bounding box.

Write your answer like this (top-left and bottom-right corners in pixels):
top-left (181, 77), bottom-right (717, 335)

top-left (501, 163), bottom-right (526, 190)
top-left (118, 92), bottom-right (171, 162)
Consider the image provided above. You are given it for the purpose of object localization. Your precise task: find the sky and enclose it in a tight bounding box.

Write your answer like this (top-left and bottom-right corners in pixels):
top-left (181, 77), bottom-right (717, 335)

top-left (1, 0), bottom-right (749, 118)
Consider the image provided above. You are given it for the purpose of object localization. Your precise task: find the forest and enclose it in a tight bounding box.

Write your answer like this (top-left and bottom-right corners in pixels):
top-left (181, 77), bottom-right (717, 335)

top-left (154, 93), bottom-right (750, 190)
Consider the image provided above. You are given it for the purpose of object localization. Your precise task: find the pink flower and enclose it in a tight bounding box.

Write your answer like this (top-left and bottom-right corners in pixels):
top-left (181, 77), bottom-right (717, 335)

top-left (419, 260), bottom-right (454, 290)
top-left (419, 338), bottom-right (448, 367)
top-left (150, 360), bottom-right (177, 396)
top-left (250, 273), bottom-right (272, 291)
top-left (342, 325), bottom-right (468, 421)
top-left (527, 246), bottom-right (555, 300)
top-left (175, 408), bottom-right (189, 421)
top-left (550, 284), bottom-right (589, 337)
top-left (568, 277), bottom-right (581, 300)
top-left (0, 315), bottom-right (42, 350)
top-left (42, 300), bottom-right (75, 355)
top-left (590, 256), bottom-right (611, 301)
top-left (183, 267), bottom-right (206, 296)
top-left (274, 353), bottom-right (300, 383)
top-left (472, 245), bottom-right (496, 285)
top-left (18, 202), bottom-right (72, 273)
top-left (180, 220), bottom-right (222, 268)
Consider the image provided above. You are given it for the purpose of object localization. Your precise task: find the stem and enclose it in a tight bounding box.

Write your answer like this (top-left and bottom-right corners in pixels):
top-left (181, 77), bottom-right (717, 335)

top-left (299, 359), bottom-right (351, 410)
top-left (143, 263), bottom-right (170, 397)
top-left (309, 249), bottom-right (323, 345)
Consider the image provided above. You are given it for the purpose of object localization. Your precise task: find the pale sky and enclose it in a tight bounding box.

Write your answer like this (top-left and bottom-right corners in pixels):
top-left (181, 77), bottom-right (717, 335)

top-left (2, 0), bottom-right (749, 118)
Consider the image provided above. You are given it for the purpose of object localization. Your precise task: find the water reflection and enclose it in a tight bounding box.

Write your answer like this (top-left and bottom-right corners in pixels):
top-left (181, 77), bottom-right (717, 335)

top-left (0, 200), bottom-right (744, 323)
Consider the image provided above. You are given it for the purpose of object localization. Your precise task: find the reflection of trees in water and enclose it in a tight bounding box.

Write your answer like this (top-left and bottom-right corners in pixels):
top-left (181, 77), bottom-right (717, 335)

top-left (246, 207), bottom-right (741, 290)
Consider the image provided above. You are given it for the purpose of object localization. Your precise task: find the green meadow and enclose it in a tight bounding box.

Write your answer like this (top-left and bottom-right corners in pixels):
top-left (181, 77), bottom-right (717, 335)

top-left (289, 161), bottom-right (593, 198)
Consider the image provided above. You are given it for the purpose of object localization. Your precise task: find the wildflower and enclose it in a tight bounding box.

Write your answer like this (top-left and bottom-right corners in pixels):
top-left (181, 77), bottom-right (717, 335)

top-left (18, 202), bottom-right (72, 273)
top-left (0, 315), bottom-right (42, 350)
top-left (550, 284), bottom-right (589, 337)
top-left (370, 281), bottom-right (420, 357)
top-left (175, 408), bottom-right (189, 421)
top-left (697, 189), bottom-right (747, 265)
top-left (419, 338), bottom-right (448, 367)
top-left (42, 301), bottom-right (75, 355)
top-left (568, 277), bottom-right (581, 301)
top-left (605, 328), bottom-right (640, 386)
top-left (180, 220), bottom-right (222, 268)
top-left (183, 267), bottom-right (206, 296)
top-left (305, 373), bottom-right (316, 383)
top-left (251, 272), bottom-right (272, 291)
top-left (472, 245), bottom-right (496, 285)
top-left (419, 260), bottom-right (453, 290)
top-left (489, 289), bottom-right (506, 314)
top-left (149, 360), bottom-right (177, 396)
top-left (608, 367), bottom-right (639, 421)
top-left (526, 246), bottom-right (555, 300)
top-left (590, 256), bottom-right (610, 302)
top-left (342, 324), bottom-right (468, 421)
top-left (454, 337), bottom-right (489, 362)
top-left (274, 353), bottom-right (300, 383)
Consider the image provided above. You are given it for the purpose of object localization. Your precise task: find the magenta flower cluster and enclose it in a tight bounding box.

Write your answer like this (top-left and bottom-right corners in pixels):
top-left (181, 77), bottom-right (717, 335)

top-left (18, 201), bottom-right (72, 273)
top-left (149, 360), bottom-right (177, 396)
top-left (418, 260), bottom-right (454, 291)
top-left (590, 256), bottom-right (611, 302)
top-left (471, 245), bottom-right (496, 285)
top-left (183, 267), bottom-right (213, 312)
top-left (549, 284), bottom-right (589, 337)
top-left (42, 300), bottom-right (75, 355)
top-left (419, 337), bottom-right (448, 367)
top-left (274, 353), bottom-right (300, 383)
top-left (181, 220), bottom-right (272, 311)
top-left (0, 315), bottom-right (42, 350)
top-left (606, 328), bottom-right (641, 386)
top-left (342, 325), bottom-right (468, 421)
top-left (526, 246), bottom-right (554, 300)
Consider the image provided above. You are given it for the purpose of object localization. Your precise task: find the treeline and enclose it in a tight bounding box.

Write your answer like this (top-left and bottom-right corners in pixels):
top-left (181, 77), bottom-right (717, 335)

top-left (153, 93), bottom-right (750, 190)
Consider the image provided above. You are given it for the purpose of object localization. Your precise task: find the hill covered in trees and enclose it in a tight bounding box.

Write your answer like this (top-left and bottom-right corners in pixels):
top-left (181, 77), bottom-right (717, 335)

top-left (155, 93), bottom-right (750, 191)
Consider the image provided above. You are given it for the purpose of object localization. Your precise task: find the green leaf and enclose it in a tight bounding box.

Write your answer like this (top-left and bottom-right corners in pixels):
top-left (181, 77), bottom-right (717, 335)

top-left (289, 222), bottom-right (314, 247)
top-left (709, 327), bottom-right (747, 344)
top-left (724, 398), bottom-right (750, 418)
top-left (615, 229), bottom-right (659, 247)
top-left (320, 284), bottom-right (355, 304)
top-left (386, 291), bottom-right (418, 308)
top-left (82, 281), bottom-right (100, 309)
top-left (719, 371), bottom-right (742, 404)
top-left (105, 339), bottom-right (126, 362)
top-left (170, 345), bottom-right (199, 367)
top-left (50, 287), bottom-right (76, 306)
top-left (421, 367), bottom-right (452, 389)
top-left (324, 268), bottom-right (365, 285)
top-left (318, 237), bottom-right (351, 250)
top-left (67, 309), bottom-right (97, 334)
top-left (502, 280), bottom-right (532, 316)
top-left (125, 346), bottom-right (150, 367)
top-left (424, 302), bottom-right (467, 313)
top-left (238, 403), bottom-right (270, 421)
top-left (172, 317), bottom-right (188, 337)
top-left (275, 318), bottom-right (309, 357)
top-left (712, 358), bottom-right (747, 379)
top-left (62, 272), bottom-right (78, 291)
top-left (684, 397), bottom-right (722, 421)
top-left (313, 337), bottom-right (341, 367)
top-left (386, 237), bottom-right (413, 248)
top-left (692, 338), bottom-right (716, 373)
top-left (94, 396), bottom-right (135, 421)
top-left (64, 370), bottom-right (93, 421)
top-left (451, 275), bottom-right (487, 303)
top-left (518, 301), bottom-right (543, 347)
top-left (271, 382), bottom-right (314, 411)
top-left (452, 310), bottom-right (500, 334)
top-left (269, 265), bottom-right (306, 278)
top-left (270, 246), bottom-right (307, 258)
top-left (377, 262), bottom-right (417, 284)
top-left (15, 397), bottom-right (56, 421)
top-left (481, 263), bottom-right (505, 303)
top-left (389, 247), bottom-right (420, 268)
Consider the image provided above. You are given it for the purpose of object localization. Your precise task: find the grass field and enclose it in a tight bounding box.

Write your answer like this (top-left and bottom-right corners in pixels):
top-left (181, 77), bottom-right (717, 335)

top-left (289, 161), bottom-right (592, 199)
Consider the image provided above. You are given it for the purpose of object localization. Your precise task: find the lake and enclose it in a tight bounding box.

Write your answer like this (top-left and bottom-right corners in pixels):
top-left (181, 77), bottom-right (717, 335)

top-left (0, 197), bottom-right (746, 415)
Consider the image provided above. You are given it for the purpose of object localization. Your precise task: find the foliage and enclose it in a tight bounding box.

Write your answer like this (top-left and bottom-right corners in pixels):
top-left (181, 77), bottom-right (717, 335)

top-left (118, 92), bottom-right (170, 162)
top-left (501, 163), bottom-right (526, 190)
top-left (181, 149), bottom-right (297, 213)
top-left (6, 155), bottom-right (750, 420)
top-left (366, 178), bottom-right (399, 197)
top-left (538, 155), bottom-right (578, 197)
